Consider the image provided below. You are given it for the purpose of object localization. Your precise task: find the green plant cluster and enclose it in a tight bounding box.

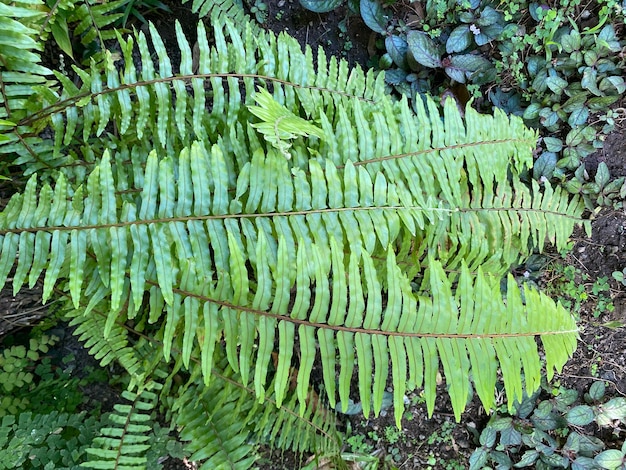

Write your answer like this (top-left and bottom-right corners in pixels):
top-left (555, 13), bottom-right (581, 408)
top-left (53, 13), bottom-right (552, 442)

top-left (0, 332), bottom-right (97, 469)
top-left (544, 263), bottom-right (615, 319)
top-left (0, 329), bottom-right (184, 469)
top-left (0, 333), bottom-right (91, 416)
top-left (35, 0), bottom-right (129, 63)
top-left (0, 411), bottom-right (100, 470)
top-left (470, 382), bottom-right (626, 469)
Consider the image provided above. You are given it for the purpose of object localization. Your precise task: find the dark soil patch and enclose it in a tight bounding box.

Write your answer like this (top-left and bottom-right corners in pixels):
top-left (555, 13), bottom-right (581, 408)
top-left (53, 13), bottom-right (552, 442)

top-left (258, 0), bottom-right (372, 68)
top-left (0, 284), bottom-right (45, 338)
top-left (575, 209), bottom-right (626, 282)
top-left (584, 118), bottom-right (626, 179)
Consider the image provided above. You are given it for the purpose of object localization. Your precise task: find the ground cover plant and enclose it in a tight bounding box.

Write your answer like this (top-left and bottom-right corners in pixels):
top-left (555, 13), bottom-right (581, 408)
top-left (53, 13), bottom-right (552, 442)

top-left (1, 0), bottom-right (626, 469)
top-left (471, 381), bottom-right (626, 469)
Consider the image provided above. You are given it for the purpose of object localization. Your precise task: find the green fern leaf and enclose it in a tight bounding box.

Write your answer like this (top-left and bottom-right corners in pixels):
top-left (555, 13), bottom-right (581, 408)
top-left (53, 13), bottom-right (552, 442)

top-left (0, 13), bottom-right (586, 433)
top-left (248, 88), bottom-right (325, 159)
top-left (82, 385), bottom-right (160, 470)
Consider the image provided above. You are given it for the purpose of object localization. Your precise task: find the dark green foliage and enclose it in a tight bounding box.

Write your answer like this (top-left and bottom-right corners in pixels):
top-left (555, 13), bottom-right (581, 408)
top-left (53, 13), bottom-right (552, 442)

top-left (470, 382), bottom-right (626, 469)
top-left (0, 333), bottom-right (88, 416)
top-left (0, 411), bottom-right (100, 470)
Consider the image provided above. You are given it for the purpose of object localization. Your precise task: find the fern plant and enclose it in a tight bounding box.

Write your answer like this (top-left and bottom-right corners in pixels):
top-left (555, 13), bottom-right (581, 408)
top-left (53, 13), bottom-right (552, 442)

top-left (0, 0), bottom-right (589, 465)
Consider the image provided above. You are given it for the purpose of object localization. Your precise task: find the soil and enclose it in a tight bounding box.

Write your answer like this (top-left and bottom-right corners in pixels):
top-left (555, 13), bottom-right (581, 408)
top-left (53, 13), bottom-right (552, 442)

top-left (3, 2), bottom-right (626, 469)
top-left (260, 0), bottom-right (372, 68)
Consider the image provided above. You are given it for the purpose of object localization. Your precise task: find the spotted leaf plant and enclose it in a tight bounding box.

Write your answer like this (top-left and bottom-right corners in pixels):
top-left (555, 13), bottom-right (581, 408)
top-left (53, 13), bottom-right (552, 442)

top-left (0, 0), bottom-right (588, 466)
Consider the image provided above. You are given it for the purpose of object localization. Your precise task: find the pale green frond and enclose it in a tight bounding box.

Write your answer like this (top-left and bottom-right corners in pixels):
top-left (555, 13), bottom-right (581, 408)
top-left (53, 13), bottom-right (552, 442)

top-left (0, 12), bottom-right (587, 435)
top-left (67, 304), bottom-right (146, 381)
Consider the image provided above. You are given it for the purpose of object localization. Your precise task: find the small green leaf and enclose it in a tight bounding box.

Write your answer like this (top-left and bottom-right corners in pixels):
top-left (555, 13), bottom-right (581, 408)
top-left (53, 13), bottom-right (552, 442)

top-left (489, 416), bottom-right (513, 431)
top-left (385, 35), bottom-right (408, 69)
top-left (50, 17), bottom-right (74, 59)
top-left (516, 393), bottom-right (540, 419)
top-left (564, 432), bottom-right (581, 453)
top-left (573, 456), bottom-right (599, 470)
top-left (476, 6), bottom-right (502, 26)
top-left (566, 128), bottom-right (585, 147)
top-left (598, 24), bottom-right (618, 42)
top-left (568, 106), bottom-right (589, 127)
top-left (469, 448), bottom-right (488, 470)
top-left (533, 152), bottom-right (557, 180)
top-left (360, 0), bottom-right (388, 34)
top-left (335, 398), bottom-right (362, 415)
top-left (555, 388), bottom-right (579, 410)
top-left (299, 0), bottom-right (342, 13)
top-left (597, 25), bottom-right (621, 51)
top-left (543, 137), bottom-right (563, 152)
top-left (445, 54), bottom-right (490, 83)
top-left (579, 434), bottom-right (606, 454)
top-left (595, 449), bottom-right (625, 470)
top-left (581, 67), bottom-right (601, 96)
top-left (561, 30), bottom-right (581, 52)
top-left (596, 398), bottom-right (626, 426)
top-left (531, 409), bottom-right (558, 431)
top-left (384, 68), bottom-right (408, 85)
top-left (491, 450), bottom-right (513, 467)
top-left (599, 76), bottom-right (626, 94)
top-left (542, 454), bottom-right (570, 467)
top-left (546, 76), bottom-right (568, 94)
top-left (515, 450), bottom-right (539, 467)
top-left (588, 96), bottom-right (619, 111)
top-left (539, 107), bottom-right (560, 129)
top-left (532, 72), bottom-right (549, 93)
top-left (527, 56), bottom-right (547, 76)
top-left (407, 31), bottom-right (442, 69)
top-left (523, 103), bottom-right (542, 120)
top-left (589, 382), bottom-right (606, 401)
top-left (446, 25), bottom-right (472, 53)
top-left (595, 162), bottom-right (610, 189)
top-left (584, 50), bottom-right (599, 66)
top-left (474, 23), bottom-right (503, 46)
top-left (500, 426), bottom-right (522, 446)
top-left (566, 405), bottom-right (595, 426)
top-left (603, 177), bottom-right (625, 194)
top-left (479, 426), bottom-right (497, 447)
top-left (562, 93), bottom-right (588, 113)
top-left (581, 182), bottom-right (600, 195)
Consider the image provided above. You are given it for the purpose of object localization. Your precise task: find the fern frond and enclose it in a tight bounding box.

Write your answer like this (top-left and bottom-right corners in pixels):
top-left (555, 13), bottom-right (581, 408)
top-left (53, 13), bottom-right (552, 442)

top-left (12, 16), bottom-right (384, 181)
top-left (67, 306), bottom-right (146, 383)
top-left (172, 353), bottom-right (339, 468)
top-left (249, 375), bottom-right (341, 455)
top-left (0, 16), bottom-right (585, 426)
top-left (0, 141), bottom-right (581, 424)
top-left (172, 368), bottom-right (258, 470)
top-left (0, 0), bottom-right (52, 143)
top-left (68, 0), bottom-right (125, 52)
top-left (82, 384), bottom-right (160, 470)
